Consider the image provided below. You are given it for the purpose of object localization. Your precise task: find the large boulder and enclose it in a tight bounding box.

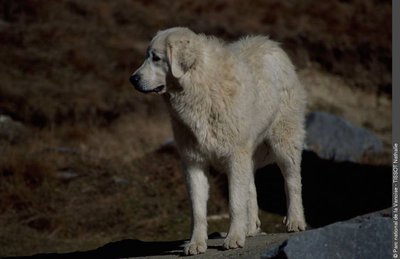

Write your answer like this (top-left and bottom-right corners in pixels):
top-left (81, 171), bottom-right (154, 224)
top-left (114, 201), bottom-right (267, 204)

top-left (305, 112), bottom-right (383, 163)
top-left (262, 209), bottom-right (391, 259)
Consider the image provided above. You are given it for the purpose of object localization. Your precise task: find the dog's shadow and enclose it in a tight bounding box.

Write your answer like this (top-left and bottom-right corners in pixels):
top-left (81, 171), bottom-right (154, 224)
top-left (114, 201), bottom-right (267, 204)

top-left (256, 150), bottom-right (392, 227)
top-left (7, 239), bottom-right (186, 259)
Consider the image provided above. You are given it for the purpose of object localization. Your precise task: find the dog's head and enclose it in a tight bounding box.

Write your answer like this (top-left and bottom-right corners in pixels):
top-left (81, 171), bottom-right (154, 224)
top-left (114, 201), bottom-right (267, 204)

top-left (129, 27), bottom-right (199, 94)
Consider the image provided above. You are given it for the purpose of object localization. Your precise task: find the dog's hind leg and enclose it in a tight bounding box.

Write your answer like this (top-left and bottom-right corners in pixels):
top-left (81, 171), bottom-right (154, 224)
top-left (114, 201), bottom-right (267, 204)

top-left (278, 151), bottom-right (306, 232)
top-left (270, 120), bottom-right (306, 232)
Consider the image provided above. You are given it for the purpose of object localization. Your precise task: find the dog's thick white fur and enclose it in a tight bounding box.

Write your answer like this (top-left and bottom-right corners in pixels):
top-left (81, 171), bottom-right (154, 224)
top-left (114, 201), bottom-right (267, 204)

top-left (130, 27), bottom-right (307, 255)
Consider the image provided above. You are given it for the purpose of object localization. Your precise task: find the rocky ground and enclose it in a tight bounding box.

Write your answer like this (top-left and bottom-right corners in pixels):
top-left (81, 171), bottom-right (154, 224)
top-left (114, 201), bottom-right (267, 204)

top-left (3, 209), bottom-right (390, 258)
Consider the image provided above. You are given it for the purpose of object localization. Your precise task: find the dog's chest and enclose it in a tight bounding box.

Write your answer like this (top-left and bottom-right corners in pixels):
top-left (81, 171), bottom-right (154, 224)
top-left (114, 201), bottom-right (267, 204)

top-left (186, 112), bottom-right (234, 153)
top-left (170, 105), bottom-right (237, 157)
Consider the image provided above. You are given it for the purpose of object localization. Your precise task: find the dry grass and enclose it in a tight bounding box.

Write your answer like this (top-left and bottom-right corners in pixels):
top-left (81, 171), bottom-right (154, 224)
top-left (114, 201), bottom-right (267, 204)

top-left (299, 66), bottom-right (392, 160)
top-left (0, 0), bottom-right (392, 256)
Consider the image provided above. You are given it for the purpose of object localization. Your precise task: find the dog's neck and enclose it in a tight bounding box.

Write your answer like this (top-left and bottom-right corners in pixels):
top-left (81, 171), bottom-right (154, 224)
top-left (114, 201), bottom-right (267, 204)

top-left (164, 48), bottom-right (240, 147)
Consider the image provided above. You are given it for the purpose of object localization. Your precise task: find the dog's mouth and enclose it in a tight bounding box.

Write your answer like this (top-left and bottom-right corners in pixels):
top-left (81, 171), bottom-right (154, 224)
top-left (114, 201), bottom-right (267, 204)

top-left (153, 85), bottom-right (165, 93)
top-left (136, 85), bottom-right (165, 94)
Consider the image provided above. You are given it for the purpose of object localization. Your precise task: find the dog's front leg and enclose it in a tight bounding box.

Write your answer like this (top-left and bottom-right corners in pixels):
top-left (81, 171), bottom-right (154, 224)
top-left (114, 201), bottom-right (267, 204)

top-left (183, 161), bottom-right (209, 255)
top-left (223, 150), bottom-right (252, 250)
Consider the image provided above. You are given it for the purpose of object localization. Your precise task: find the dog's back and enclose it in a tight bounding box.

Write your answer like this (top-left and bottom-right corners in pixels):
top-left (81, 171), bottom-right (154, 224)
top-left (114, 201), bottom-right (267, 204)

top-left (226, 36), bottom-right (306, 143)
top-left (229, 35), bottom-right (299, 93)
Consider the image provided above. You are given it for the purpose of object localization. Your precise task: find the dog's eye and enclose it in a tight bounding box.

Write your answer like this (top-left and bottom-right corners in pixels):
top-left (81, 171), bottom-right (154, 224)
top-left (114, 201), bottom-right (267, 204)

top-left (152, 55), bottom-right (161, 62)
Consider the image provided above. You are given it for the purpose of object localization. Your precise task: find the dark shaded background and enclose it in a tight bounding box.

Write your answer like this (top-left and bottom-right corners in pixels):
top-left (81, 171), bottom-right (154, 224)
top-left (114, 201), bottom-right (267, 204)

top-left (0, 0), bottom-right (392, 256)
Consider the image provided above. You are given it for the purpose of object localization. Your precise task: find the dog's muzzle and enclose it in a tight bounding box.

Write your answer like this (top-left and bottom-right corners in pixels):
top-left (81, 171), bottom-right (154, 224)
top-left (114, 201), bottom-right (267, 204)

top-left (129, 74), bottom-right (165, 94)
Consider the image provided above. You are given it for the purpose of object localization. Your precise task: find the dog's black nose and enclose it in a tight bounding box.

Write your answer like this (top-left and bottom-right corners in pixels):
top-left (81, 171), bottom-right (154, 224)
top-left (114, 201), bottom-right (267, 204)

top-left (130, 74), bottom-right (140, 86)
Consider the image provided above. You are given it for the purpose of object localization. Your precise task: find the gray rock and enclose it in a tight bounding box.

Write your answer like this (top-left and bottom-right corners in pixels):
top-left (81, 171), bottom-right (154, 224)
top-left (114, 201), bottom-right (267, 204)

top-left (262, 209), bottom-right (391, 259)
top-left (305, 112), bottom-right (383, 162)
top-left (0, 114), bottom-right (29, 143)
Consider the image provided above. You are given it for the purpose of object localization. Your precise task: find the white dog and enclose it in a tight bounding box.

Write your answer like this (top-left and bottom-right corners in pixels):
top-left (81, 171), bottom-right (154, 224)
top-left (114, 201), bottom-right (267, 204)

top-left (130, 27), bottom-right (307, 255)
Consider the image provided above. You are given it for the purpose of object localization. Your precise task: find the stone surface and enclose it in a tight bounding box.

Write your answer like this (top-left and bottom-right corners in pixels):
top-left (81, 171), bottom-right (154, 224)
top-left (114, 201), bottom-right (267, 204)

top-left (3, 232), bottom-right (293, 259)
top-left (305, 112), bottom-right (383, 162)
top-left (262, 209), bottom-right (391, 259)
top-left (141, 232), bottom-right (292, 259)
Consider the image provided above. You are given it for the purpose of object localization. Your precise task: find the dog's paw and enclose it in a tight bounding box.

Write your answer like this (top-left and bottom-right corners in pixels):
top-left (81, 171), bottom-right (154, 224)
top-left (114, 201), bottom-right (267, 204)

top-left (183, 240), bottom-right (207, 255)
top-left (283, 216), bottom-right (306, 232)
top-left (223, 233), bottom-right (245, 250)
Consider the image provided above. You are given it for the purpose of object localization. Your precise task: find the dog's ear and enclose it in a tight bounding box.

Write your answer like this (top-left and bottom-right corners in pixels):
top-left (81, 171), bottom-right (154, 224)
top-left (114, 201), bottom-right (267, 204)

top-left (166, 29), bottom-right (198, 78)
